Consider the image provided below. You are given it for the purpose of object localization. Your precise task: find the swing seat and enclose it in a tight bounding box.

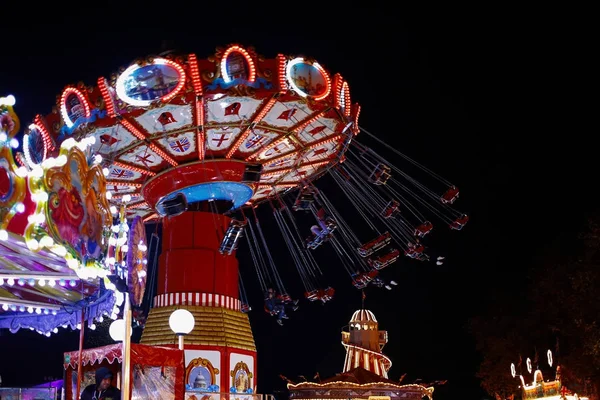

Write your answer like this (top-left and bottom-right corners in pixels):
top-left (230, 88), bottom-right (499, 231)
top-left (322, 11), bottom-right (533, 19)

top-left (381, 200), bottom-right (400, 218)
top-left (450, 214), bottom-right (469, 230)
top-left (293, 187), bottom-right (317, 211)
top-left (318, 287), bottom-right (335, 303)
top-left (441, 186), bottom-right (459, 204)
top-left (416, 252), bottom-right (430, 262)
top-left (357, 232), bottom-right (392, 257)
top-left (306, 228), bottom-right (333, 250)
top-left (405, 242), bottom-right (425, 258)
top-left (368, 163), bottom-right (392, 185)
top-left (367, 248), bottom-right (400, 270)
top-left (305, 290), bottom-right (319, 301)
top-left (352, 270), bottom-right (379, 289)
top-left (414, 221), bottom-right (433, 237)
top-left (278, 293), bottom-right (292, 303)
top-left (219, 219), bottom-right (246, 255)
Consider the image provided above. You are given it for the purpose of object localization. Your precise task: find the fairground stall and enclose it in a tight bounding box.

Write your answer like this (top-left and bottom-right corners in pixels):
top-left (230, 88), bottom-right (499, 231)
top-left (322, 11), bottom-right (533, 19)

top-left (63, 343), bottom-right (184, 399)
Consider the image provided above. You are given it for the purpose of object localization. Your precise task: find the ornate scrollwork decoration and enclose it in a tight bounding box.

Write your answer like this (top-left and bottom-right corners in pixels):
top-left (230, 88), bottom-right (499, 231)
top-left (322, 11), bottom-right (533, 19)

top-left (227, 85), bottom-right (256, 97)
top-left (185, 357), bottom-right (220, 387)
top-left (30, 145), bottom-right (112, 263)
top-left (230, 360), bottom-right (253, 393)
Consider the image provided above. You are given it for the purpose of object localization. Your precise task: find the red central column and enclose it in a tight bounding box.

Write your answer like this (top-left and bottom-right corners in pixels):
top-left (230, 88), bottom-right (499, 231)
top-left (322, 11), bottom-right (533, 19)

top-left (141, 210), bottom-right (257, 394)
top-left (158, 211), bottom-right (239, 299)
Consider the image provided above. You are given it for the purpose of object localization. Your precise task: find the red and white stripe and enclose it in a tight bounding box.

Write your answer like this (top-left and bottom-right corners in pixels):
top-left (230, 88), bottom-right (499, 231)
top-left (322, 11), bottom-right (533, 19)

top-left (342, 343), bottom-right (392, 378)
top-left (153, 292), bottom-right (241, 311)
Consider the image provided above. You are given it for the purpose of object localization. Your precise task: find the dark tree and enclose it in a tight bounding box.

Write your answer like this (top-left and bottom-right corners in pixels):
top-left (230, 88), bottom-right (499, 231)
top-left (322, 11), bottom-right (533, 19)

top-left (471, 212), bottom-right (600, 399)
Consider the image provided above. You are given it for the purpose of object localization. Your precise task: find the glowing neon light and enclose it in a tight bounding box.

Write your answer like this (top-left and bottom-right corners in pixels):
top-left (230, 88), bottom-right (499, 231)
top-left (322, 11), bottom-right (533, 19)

top-left (156, 182), bottom-right (253, 214)
top-left (277, 54), bottom-right (288, 92)
top-left (115, 58), bottom-right (186, 107)
top-left (111, 161), bottom-right (156, 176)
top-left (342, 81), bottom-right (351, 117)
top-left (188, 54), bottom-right (203, 95)
top-left (352, 104), bottom-right (361, 135)
top-left (98, 77), bottom-right (116, 117)
top-left (195, 96), bottom-right (205, 160)
top-left (143, 213), bottom-right (159, 223)
top-left (285, 57), bottom-right (331, 101)
top-left (22, 121), bottom-right (51, 168)
top-left (60, 87), bottom-right (91, 128)
top-left (333, 74), bottom-right (344, 108)
top-left (220, 45), bottom-right (256, 83)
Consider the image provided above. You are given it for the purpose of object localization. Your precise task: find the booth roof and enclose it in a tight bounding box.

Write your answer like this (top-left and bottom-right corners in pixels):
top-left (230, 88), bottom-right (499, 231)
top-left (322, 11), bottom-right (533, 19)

top-left (63, 343), bottom-right (184, 369)
top-left (0, 230), bottom-right (111, 334)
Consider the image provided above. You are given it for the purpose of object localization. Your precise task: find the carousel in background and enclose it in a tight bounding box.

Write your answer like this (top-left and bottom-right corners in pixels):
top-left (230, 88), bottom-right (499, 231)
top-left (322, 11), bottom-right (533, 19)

top-left (0, 94), bottom-right (121, 336)
top-left (510, 350), bottom-right (590, 400)
top-left (1, 43), bottom-right (469, 399)
top-left (0, 94), bottom-right (153, 399)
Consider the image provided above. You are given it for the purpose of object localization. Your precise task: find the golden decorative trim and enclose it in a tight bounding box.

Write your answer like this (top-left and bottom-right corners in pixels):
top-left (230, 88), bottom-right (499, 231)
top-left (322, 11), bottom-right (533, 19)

top-left (140, 305), bottom-right (256, 352)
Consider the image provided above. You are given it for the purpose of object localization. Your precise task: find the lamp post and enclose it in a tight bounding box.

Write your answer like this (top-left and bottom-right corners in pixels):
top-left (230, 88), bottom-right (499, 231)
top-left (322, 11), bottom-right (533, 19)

top-left (122, 293), bottom-right (133, 400)
top-left (169, 309), bottom-right (195, 350)
top-left (109, 309), bottom-right (133, 399)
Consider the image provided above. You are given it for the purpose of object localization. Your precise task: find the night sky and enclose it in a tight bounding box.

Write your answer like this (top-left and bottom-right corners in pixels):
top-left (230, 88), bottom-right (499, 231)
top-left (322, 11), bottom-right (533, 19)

top-left (0, 5), bottom-right (591, 400)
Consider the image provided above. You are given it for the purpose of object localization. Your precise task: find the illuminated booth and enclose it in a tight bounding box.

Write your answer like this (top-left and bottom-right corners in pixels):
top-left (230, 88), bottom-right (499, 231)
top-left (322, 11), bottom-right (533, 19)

top-left (63, 343), bottom-right (185, 399)
top-left (510, 351), bottom-right (590, 400)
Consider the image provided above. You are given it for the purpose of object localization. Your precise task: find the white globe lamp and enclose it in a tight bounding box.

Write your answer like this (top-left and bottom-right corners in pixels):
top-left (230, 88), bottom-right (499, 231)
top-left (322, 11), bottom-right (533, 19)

top-left (169, 309), bottom-right (195, 350)
top-left (109, 319), bottom-right (131, 342)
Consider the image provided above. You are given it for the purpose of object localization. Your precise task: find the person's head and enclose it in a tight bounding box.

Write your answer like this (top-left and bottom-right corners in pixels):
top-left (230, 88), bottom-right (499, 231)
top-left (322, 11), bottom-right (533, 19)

top-left (95, 367), bottom-right (113, 390)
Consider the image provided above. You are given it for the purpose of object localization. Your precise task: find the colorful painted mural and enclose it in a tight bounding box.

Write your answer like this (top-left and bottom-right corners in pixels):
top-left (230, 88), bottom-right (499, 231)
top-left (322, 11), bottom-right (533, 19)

top-left (39, 145), bottom-right (112, 267)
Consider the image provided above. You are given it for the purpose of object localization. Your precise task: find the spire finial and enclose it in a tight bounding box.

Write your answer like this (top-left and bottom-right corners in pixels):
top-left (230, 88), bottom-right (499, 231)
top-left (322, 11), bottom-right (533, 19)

top-left (361, 290), bottom-right (366, 309)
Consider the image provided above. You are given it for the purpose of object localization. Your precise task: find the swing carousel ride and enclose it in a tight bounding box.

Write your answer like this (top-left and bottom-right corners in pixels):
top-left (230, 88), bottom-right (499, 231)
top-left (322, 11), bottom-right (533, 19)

top-left (0, 45), bottom-right (468, 390)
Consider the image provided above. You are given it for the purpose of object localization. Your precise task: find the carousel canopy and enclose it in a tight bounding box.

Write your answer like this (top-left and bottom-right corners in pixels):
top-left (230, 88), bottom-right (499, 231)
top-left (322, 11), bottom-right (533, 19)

top-left (0, 230), bottom-right (115, 334)
top-left (20, 44), bottom-right (360, 221)
top-left (1, 98), bottom-right (117, 335)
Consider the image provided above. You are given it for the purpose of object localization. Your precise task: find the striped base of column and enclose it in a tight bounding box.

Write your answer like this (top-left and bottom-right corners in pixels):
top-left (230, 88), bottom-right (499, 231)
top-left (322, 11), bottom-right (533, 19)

top-left (153, 292), bottom-right (241, 311)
